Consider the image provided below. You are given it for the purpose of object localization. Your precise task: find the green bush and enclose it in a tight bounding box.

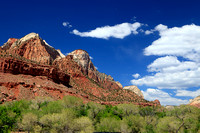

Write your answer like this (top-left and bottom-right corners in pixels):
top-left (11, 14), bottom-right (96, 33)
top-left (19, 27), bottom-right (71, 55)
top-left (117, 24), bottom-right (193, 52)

top-left (96, 117), bottom-right (122, 132)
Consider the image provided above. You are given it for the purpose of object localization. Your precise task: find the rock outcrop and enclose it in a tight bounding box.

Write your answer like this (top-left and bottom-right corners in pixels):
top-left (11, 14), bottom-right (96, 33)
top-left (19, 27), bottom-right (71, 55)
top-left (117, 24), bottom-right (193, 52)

top-left (66, 49), bottom-right (123, 90)
top-left (0, 73), bottom-right (82, 103)
top-left (68, 50), bottom-right (95, 72)
top-left (3, 33), bottom-right (62, 65)
top-left (116, 81), bottom-right (123, 88)
top-left (165, 105), bottom-right (175, 110)
top-left (189, 96), bottom-right (200, 108)
top-left (123, 85), bottom-right (144, 98)
top-left (1, 38), bottom-right (18, 50)
top-left (0, 57), bottom-right (70, 87)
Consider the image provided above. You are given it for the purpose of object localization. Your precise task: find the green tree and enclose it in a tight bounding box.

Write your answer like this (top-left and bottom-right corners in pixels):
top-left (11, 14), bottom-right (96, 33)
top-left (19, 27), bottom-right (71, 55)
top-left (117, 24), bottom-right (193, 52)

top-left (18, 112), bottom-right (38, 132)
top-left (166, 105), bottom-right (200, 132)
top-left (0, 101), bottom-right (23, 132)
top-left (96, 117), bottom-right (121, 132)
top-left (123, 115), bottom-right (146, 133)
top-left (139, 106), bottom-right (155, 117)
top-left (29, 96), bottom-right (53, 110)
top-left (72, 116), bottom-right (94, 133)
top-left (96, 105), bottom-right (122, 122)
top-left (156, 116), bottom-right (183, 133)
top-left (87, 102), bottom-right (105, 121)
top-left (39, 108), bottom-right (76, 132)
top-left (144, 116), bottom-right (158, 133)
top-left (40, 100), bottom-right (63, 115)
top-left (62, 95), bottom-right (84, 108)
top-left (117, 103), bottom-right (139, 116)
top-left (183, 113), bottom-right (199, 132)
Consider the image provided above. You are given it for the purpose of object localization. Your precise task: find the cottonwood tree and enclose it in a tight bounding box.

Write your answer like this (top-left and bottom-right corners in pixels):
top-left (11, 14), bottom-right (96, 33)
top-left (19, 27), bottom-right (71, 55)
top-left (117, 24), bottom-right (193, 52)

top-left (96, 117), bottom-right (122, 132)
top-left (18, 113), bottom-right (38, 132)
top-left (156, 116), bottom-right (183, 133)
top-left (39, 109), bottom-right (76, 132)
top-left (166, 105), bottom-right (200, 132)
top-left (123, 115), bottom-right (146, 133)
top-left (87, 102), bottom-right (105, 120)
top-left (116, 104), bottom-right (139, 116)
top-left (72, 116), bottom-right (94, 133)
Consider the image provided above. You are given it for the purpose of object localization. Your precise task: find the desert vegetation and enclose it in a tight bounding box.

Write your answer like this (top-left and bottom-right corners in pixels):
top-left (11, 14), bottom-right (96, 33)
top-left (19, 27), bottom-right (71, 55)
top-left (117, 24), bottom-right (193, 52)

top-left (0, 95), bottom-right (200, 133)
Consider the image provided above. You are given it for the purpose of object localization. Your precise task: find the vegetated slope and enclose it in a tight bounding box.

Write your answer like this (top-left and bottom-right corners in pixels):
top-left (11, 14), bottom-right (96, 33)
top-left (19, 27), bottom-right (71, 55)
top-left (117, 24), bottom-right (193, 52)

top-left (0, 33), bottom-right (160, 106)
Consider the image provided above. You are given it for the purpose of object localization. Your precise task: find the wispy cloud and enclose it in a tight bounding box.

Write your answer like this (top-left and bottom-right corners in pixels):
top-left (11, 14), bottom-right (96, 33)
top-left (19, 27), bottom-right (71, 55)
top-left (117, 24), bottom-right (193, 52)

top-left (89, 56), bottom-right (93, 60)
top-left (62, 22), bottom-right (72, 28)
top-left (72, 22), bottom-right (141, 39)
top-left (131, 16), bottom-right (137, 22)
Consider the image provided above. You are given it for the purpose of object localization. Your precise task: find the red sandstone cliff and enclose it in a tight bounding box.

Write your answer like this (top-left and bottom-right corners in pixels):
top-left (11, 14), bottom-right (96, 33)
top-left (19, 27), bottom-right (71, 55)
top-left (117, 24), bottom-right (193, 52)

top-left (0, 33), bottom-right (160, 106)
top-left (54, 49), bottom-right (123, 91)
top-left (3, 33), bottom-right (63, 65)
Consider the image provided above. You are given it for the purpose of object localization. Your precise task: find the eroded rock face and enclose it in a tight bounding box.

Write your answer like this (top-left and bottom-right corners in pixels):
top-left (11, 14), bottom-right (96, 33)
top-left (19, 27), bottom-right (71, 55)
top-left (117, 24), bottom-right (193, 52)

top-left (153, 99), bottom-right (161, 105)
top-left (4, 33), bottom-right (62, 65)
top-left (1, 38), bottom-right (18, 50)
top-left (123, 85), bottom-right (144, 98)
top-left (116, 81), bottom-right (123, 88)
top-left (68, 50), bottom-right (95, 73)
top-left (165, 105), bottom-right (175, 110)
top-left (0, 57), bottom-right (70, 87)
top-left (0, 73), bottom-right (82, 103)
top-left (58, 49), bottom-right (123, 90)
top-left (189, 96), bottom-right (200, 108)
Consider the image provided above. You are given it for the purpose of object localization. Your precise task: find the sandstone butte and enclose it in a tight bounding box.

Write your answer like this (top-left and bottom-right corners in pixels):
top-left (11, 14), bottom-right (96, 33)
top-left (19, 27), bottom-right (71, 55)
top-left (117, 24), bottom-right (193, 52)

top-left (0, 32), bottom-right (160, 107)
top-left (189, 96), bottom-right (200, 108)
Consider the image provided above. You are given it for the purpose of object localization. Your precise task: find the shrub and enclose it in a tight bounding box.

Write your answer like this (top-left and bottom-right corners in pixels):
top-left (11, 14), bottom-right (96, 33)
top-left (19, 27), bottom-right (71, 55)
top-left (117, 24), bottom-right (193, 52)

top-left (96, 117), bottom-right (122, 132)
top-left (72, 116), bottom-right (94, 133)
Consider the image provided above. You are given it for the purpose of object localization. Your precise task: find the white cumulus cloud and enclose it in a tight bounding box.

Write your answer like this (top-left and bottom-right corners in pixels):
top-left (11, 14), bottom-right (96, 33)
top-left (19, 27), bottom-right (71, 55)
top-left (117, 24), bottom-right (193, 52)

top-left (132, 24), bottom-right (200, 90)
top-left (154, 24), bottom-right (168, 32)
top-left (147, 56), bottom-right (199, 73)
top-left (145, 30), bottom-right (154, 35)
top-left (132, 73), bottom-right (140, 78)
top-left (72, 22), bottom-right (141, 39)
top-left (142, 88), bottom-right (188, 105)
top-left (131, 24), bottom-right (200, 104)
top-left (176, 89), bottom-right (200, 98)
top-left (145, 24), bottom-right (168, 35)
top-left (144, 24), bottom-right (200, 62)
top-left (132, 68), bottom-right (200, 89)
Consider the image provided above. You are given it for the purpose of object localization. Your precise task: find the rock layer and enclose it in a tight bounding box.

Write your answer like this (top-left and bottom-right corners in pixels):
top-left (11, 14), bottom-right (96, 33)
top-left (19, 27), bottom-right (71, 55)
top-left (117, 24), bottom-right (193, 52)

top-left (3, 33), bottom-right (62, 65)
top-left (189, 96), bottom-right (200, 108)
top-left (123, 85), bottom-right (144, 98)
top-left (66, 49), bottom-right (123, 90)
top-left (1, 38), bottom-right (18, 50)
top-left (0, 57), bottom-right (70, 87)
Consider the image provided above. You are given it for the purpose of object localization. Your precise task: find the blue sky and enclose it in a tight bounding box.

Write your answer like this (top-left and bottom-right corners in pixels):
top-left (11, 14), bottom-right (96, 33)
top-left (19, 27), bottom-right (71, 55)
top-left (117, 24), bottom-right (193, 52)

top-left (1, 0), bottom-right (200, 105)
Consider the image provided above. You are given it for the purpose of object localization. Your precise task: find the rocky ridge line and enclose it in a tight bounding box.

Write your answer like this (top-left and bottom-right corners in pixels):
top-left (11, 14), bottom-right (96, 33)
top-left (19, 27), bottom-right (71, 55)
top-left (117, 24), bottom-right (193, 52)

top-left (0, 33), bottom-right (161, 106)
